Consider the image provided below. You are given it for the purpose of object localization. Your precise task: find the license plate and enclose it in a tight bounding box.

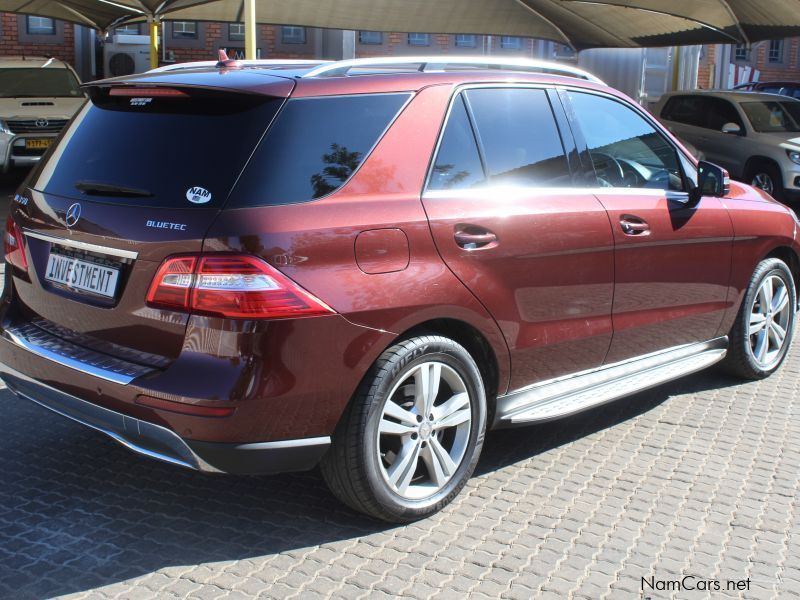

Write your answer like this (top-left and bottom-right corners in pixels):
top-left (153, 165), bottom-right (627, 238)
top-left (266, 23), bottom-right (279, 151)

top-left (25, 138), bottom-right (52, 150)
top-left (45, 253), bottom-right (120, 298)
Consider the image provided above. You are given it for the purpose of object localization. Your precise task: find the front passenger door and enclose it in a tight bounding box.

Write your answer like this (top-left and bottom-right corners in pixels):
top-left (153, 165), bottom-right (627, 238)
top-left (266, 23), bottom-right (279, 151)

top-left (565, 90), bottom-right (734, 364)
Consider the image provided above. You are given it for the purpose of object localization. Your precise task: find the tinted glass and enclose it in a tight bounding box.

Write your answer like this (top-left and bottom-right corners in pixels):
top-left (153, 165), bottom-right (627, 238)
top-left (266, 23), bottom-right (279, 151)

top-left (230, 93), bottom-right (410, 207)
top-left (569, 91), bottom-right (684, 192)
top-left (706, 98), bottom-right (743, 130)
top-left (465, 88), bottom-right (570, 187)
top-left (428, 95), bottom-right (486, 191)
top-left (0, 68), bottom-right (82, 98)
top-left (741, 100), bottom-right (800, 132)
top-left (32, 90), bottom-right (282, 207)
top-left (661, 95), bottom-right (708, 127)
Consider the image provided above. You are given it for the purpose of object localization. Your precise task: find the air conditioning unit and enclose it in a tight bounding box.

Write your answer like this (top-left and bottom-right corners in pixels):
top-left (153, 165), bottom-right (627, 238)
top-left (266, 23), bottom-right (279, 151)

top-left (103, 34), bottom-right (155, 77)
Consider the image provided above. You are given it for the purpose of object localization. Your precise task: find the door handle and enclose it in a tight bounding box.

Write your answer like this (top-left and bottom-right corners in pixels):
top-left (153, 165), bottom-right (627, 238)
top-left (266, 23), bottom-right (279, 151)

top-left (619, 216), bottom-right (650, 235)
top-left (454, 225), bottom-right (497, 250)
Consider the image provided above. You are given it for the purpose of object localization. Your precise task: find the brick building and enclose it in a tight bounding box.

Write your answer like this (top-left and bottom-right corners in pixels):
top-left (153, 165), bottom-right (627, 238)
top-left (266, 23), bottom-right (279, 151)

top-left (0, 13), bottom-right (74, 64)
top-left (697, 39), bottom-right (800, 88)
top-left (1, 12), bottom-right (798, 92)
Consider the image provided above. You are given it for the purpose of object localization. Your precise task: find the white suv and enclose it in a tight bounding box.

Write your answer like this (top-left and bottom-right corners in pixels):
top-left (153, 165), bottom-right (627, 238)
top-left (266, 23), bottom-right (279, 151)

top-left (0, 57), bottom-right (85, 173)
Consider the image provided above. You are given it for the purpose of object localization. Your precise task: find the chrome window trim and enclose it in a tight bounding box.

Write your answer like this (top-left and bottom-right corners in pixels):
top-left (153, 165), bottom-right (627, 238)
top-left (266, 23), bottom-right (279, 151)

top-left (24, 229), bottom-right (138, 260)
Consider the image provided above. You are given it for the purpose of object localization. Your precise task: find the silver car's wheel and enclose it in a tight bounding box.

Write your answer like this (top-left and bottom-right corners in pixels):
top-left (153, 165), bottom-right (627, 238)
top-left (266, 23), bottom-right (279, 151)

top-left (748, 275), bottom-right (791, 368)
top-left (752, 172), bottom-right (774, 195)
top-left (376, 362), bottom-right (472, 500)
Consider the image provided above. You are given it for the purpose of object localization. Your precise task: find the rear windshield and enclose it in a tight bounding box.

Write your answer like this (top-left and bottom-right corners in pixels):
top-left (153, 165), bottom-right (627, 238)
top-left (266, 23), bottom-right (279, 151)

top-left (741, 100), bottom-right (800, 133)
top-left (0, 68), bottom-right (82, 98)
top-left (30, 89), bottom-right (283, 208)
top-left (228, 93), bottom-right (411, 207)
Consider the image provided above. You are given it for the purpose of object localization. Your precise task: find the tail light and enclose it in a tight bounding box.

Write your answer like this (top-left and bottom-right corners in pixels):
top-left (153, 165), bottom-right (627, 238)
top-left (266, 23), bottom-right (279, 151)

top-left (147, 254), bottom-right (334, 319)
top-left (4, 216), bottom-right (28, 271)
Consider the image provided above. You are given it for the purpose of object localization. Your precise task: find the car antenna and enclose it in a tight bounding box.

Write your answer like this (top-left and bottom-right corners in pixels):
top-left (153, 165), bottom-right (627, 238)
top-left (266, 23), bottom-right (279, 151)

top-left (216, 48), bottom-right (241, 70)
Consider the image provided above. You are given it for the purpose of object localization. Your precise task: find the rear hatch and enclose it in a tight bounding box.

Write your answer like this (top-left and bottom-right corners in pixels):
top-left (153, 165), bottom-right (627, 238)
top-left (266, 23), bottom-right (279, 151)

top-left (9, 70), bottom-right (292, 363)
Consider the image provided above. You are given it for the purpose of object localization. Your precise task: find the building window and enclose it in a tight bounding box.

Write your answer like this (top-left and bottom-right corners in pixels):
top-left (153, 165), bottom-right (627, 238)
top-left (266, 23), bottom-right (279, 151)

top-left (115, 24), bottom-right (141, 35)
top-left (282, 26), bottom-right (306, 44)
top-left (734, 44), bottom-right (750, 61)
top-left (358, 31), bottom-right (383, 45)
top-left (172, 21), bottom-right (197, 39)
top-left (26, 16), bottom-right (55, 35)
top-left (768, 39), bottom-right (784, 63)
top-left (500, 36), bottom-right (522, 50)
top-left (455, 34), bottom-right (477, 48)
top-left (229, 23), bottom-right (244, 41)
top-left (408, 33), bottom-right (430, 46)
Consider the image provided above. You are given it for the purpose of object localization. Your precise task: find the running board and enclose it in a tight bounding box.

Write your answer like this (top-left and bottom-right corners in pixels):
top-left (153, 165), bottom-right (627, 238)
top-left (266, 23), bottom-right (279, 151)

top-left (493, 337), bottom-right (728, 427)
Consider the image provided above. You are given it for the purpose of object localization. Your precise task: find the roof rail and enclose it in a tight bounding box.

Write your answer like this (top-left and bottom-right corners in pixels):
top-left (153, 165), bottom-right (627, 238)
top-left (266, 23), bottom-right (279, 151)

top-left (302, 56), bottom-right (604, 84)
top-left (148, 59), bottom-right (332, 73)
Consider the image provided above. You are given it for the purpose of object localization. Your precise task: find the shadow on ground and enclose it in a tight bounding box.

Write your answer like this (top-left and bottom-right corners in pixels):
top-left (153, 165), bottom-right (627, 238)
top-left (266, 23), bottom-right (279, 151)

top-left (0, 364), bottom-right (744, 599)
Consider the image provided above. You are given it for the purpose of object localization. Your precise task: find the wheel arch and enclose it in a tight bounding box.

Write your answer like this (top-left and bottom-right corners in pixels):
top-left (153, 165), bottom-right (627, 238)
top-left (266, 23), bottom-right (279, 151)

top-left (765, 246), bottom-right (800, 294)
top-left (394, 318), bottom-right (501, 422)
top-left (744, 156), bottom-right (783, 182)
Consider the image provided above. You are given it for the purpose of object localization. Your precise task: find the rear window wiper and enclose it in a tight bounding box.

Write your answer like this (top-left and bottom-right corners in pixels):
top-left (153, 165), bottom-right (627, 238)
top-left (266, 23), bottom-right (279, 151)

top-left (75, 181), bottom-right (153, 198)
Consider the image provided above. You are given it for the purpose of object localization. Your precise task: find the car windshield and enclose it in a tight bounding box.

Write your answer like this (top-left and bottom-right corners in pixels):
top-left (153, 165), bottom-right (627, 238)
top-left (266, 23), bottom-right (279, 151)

top-left (0, 68), bottom-right (83, 98)
top-left (740, 100), bottom-right (800, 133)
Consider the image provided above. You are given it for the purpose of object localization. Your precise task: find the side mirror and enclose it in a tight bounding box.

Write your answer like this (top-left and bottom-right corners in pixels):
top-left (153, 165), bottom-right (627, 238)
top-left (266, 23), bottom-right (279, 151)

top-left (688, 160), bottom-right (730, 205)
top-left (721, 122), bottom-right (741, 135)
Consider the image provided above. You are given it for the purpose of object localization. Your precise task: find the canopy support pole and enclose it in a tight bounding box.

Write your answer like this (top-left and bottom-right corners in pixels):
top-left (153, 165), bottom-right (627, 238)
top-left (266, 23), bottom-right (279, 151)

top-left (244, 0), bottom-right (256, 60)
top-left (148, 16), bottom-right (159, 69)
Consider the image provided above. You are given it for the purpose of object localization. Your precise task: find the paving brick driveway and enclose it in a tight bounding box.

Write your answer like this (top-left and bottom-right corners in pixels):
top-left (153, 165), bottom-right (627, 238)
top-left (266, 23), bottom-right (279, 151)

top-left (1, 345), bottom-right (799, 599)
top-left (1, 174), bottom-right (799, 599)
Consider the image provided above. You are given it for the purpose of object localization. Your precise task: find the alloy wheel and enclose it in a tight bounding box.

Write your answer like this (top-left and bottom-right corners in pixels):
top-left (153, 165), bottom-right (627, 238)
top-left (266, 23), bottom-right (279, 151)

top-left (749, 275), bottom-right (791, 368)
top-left (752, 172), bottom-right (774, 195)
top-left (376, 361), bottom-right (472, 500)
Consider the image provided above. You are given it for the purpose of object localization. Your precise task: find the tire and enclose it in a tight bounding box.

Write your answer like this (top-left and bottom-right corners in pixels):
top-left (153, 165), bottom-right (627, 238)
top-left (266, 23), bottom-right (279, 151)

top-left (723, 258), bottom-right (796, 380)
top-left (748, 162), bottom-right (784, 202)
top-left (321, 335), bottom-right (487, 522)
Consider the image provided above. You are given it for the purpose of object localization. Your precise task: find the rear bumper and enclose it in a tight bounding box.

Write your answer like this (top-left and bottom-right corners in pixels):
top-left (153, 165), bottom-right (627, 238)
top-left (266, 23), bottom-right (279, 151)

top-left (0, 364), bottom-right (331, 475)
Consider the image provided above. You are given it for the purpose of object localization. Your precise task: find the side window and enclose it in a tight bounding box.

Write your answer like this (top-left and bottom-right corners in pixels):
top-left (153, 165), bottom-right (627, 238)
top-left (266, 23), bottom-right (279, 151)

top-left (465, 88), bottom-right (571, 187)
top-left (230, 93), bottom-right (410, 207)
top-left (568, 91), bottom-right (685, 192)
top-left (428, 95), bottom-right (486, 191)
top-left (705, 98), bottom-right (743, 131)
top-left (661, 95), bottom-right (708, 127)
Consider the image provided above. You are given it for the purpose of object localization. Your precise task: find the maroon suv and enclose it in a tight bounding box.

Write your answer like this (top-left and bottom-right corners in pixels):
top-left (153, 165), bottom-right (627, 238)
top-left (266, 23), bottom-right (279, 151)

top-left (2, 58), bottom-right (799, 522)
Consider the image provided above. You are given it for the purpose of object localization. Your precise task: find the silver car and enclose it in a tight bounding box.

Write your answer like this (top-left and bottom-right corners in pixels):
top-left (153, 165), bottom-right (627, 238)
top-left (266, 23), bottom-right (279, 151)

top-left (654, 90), bottom-right (800, 202)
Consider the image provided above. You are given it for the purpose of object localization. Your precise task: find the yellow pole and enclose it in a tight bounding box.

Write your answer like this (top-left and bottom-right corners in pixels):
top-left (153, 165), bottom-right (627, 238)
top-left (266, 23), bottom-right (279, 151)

top-left (149, 17), bottom-right (159, 69)
top-left (244, 0), bottom-right (256, 60)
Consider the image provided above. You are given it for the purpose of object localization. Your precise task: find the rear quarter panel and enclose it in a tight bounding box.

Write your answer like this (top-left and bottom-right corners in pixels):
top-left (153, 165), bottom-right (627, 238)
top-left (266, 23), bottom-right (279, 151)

top-left (202, 83), bottom-right (511, 421)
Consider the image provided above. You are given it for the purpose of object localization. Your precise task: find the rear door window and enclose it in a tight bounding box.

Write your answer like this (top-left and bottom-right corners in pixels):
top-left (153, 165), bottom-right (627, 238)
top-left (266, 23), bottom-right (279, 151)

top-left (705, 98), bottom-right (743, 130)
top-left (427, 95), bottom-right (486, 191)
top-left (661, 95), bottom-right (709, 127)
top-left (31, 89), bottom-right (283, 208)
top-left (464, 88), bottom-right (571, 187)
top-left (229, 93), bottom-right (411, 207)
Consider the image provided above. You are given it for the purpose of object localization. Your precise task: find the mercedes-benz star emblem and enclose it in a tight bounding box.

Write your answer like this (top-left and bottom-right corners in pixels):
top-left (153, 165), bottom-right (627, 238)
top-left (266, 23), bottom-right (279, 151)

top-left (34, 119), bottom-right (49, 128)
top-left (65, 203), bottom-right (82, 227)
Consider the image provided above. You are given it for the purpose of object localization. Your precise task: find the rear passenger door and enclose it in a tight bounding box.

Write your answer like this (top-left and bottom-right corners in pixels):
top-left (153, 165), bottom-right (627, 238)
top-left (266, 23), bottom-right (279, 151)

top-left (565, 90), bottom-right (734, 364)
top-left (421, 86), bottom-right (615, 391)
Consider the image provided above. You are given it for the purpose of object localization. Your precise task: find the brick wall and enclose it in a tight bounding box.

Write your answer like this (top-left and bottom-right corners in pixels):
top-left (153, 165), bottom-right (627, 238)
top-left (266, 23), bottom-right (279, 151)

top-left (697, 38), bottom-right (800, 88)
top-left (0, 13), bottom-right (75, 64)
